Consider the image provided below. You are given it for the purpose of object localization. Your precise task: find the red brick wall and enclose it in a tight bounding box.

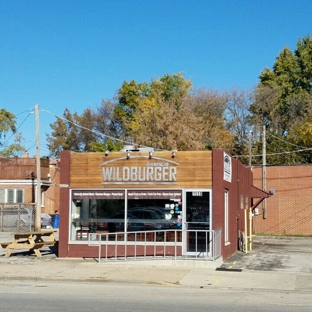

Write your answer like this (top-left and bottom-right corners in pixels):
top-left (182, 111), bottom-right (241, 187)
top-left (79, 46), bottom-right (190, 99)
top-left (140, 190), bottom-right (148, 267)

top-left (253, 165), bottom-right (312, 235)
top-left (212, 149), bottom-right (254, 259)
top-left (58, 151), bottom-right (71, 257)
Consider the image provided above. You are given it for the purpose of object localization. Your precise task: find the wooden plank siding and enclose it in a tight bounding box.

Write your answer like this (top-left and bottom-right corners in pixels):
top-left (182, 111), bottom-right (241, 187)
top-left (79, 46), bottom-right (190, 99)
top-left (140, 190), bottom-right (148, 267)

top-left (0, 157), bottom-right (50, 180)
top-left (69, 151), bottom-right (213, 189)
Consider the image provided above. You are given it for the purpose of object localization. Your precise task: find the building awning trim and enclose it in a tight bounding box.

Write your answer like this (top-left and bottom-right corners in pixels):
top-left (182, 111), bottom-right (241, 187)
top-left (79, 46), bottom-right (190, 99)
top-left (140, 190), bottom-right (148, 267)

top-left (251, 186), bottom-right (271, 212)
top-left (251, 185), bottom-right (270, 199)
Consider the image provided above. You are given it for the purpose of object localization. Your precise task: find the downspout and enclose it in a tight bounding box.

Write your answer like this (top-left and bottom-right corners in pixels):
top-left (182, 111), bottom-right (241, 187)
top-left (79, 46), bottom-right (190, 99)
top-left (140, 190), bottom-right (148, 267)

top-left (262, 125), bottom-right (267, 219)
top-left (244, 208), bottom-right (247, 253)
top-left (236, 158), bottom-right (242, 251)
top-left (249, 207), bottom-right (252, 251)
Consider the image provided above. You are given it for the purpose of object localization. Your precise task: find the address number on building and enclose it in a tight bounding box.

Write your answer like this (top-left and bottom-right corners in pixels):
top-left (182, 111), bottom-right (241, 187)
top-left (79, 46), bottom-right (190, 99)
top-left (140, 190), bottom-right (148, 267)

top-left (192, 191), bottom-right (202, 196)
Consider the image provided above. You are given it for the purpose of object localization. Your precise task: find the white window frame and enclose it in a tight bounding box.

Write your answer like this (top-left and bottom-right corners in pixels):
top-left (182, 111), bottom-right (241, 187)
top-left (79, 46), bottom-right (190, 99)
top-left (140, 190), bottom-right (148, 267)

top-left (41, 190), bottom-right (45, 207)
top-left (224, 189), bottom-right (230, 245)
top-left (0, 188), bottom-right (24, 203)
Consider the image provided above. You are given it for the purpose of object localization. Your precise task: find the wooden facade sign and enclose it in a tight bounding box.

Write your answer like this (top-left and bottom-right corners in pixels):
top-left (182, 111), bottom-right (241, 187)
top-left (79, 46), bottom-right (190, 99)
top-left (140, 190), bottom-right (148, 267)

top-left (69, 151), bottom-right (213, 189)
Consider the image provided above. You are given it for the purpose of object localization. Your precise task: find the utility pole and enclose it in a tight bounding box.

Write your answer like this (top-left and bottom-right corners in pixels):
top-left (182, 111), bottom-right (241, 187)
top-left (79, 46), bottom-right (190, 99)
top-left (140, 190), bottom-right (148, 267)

top-left (262, 125), bottom-right (267, 219)
top-left (248, 130), bottom-right (253, 167)
top-left (35, 104), bottom-right (41, 231)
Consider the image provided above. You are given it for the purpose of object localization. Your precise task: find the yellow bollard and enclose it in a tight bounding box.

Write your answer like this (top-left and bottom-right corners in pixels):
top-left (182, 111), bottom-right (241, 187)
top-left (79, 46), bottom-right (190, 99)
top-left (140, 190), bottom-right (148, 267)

top-left (244, 209), bottom-right (248, 253)
top-left (249, 208), bottom-right (252, 251)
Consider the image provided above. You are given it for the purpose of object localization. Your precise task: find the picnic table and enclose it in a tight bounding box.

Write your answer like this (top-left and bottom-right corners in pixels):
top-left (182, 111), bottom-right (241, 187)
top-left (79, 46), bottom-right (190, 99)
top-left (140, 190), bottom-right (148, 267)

top-left (0, 230), bottom-right (56, 258)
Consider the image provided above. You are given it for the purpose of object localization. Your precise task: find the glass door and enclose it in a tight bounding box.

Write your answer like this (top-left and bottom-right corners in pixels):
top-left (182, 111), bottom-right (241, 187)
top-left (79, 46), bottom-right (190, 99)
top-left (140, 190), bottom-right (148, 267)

top-left (182, 190), bottom-right (211, 257)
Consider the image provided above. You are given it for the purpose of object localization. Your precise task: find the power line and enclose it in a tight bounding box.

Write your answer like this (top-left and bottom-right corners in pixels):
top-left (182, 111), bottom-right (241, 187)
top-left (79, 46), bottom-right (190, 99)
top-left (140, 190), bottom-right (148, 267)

top-left (14, 107), bottom-right (35, 117)
top-left (235, 147), bottom-right (312, 159)
top-left (266, 132), bottom-right (306, 149)
top-left (1, 112), bottom-right (33, 147)
top-left (41, 108), bottom-right (154, 150)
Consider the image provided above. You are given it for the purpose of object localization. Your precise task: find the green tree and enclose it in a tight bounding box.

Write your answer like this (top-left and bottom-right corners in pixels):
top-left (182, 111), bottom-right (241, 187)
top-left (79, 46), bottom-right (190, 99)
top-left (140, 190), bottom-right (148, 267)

top-left (47, 108), bottom-right (81, 157)
top-left (224, 88), bottom-right (253, 160)
top-left (127, 85), bottom-right (236, 152)
top-left (47, 101), bottom-right (124, 156)
top-left (91, 99), bottom-right (124, 152)
top-left (150, 73), bottom-right (192, 104)
top-left (114, 73), bottom-right (192, 142)
top-left (0, 109), bottom-right (16, 143)
top-left (188, 88), bottom-right (235, 152)
top-left (0, 109), bottom-right (27, 157)
top-left (0, 132), bottom-right (26, 157)
top-left (129, 90), bottom-right (205, 151)
top-left (249, 35), bottom-right (312, 164)
top-left (114, 80), bottom-right (149, 134)
top-left (78, 108), bottom-right (98, 152)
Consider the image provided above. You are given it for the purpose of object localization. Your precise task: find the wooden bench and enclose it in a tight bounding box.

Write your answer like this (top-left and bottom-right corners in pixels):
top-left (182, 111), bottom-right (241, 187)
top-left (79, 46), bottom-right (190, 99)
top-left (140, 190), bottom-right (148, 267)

top-left (0, 230), bottom-right (56, 258)
top-left (0, 242), bottom-right (12, 249)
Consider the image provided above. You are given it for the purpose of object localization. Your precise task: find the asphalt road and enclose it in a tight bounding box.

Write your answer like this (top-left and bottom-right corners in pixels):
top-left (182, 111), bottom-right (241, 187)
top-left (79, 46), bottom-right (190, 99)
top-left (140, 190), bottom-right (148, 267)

top-left (220, 236), bottom-right (312, 273)
top-left (0, 280), bottom-right (311, 312)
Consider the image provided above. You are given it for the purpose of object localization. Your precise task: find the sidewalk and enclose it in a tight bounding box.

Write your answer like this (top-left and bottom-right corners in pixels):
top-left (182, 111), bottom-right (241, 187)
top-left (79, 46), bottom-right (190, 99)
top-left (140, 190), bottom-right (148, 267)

top-left (0, 231), bottom-right (312, 292)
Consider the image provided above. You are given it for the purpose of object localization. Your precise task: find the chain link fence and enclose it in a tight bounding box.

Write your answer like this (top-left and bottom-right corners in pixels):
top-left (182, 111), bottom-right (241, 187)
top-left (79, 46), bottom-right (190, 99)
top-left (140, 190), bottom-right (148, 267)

top-left (0, 204), bottom-right (36, 232)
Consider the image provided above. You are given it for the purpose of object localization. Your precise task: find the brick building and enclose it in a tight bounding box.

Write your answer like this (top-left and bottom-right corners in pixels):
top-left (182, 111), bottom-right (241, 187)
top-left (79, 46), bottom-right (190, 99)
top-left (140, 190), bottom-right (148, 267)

top-left (0, 155), bottom-right (51, 209)
top-left (253, 165), bottom-right (312, 235)
top-left (58, 148), bottom-right (268, 260)
top-left (0, 155), bottom-right (60, 231)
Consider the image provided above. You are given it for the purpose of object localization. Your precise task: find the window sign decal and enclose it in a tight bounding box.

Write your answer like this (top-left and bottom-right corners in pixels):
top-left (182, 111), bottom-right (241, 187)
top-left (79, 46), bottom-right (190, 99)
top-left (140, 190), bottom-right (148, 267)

top-left (127, 190), bottom-right (182, 200)
top-left (71, 190), bottom-right (125, 199)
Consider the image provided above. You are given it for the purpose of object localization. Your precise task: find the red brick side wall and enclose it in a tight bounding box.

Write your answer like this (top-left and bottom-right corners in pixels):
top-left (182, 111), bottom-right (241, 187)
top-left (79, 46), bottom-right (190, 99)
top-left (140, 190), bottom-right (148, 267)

top-left (212, 149), bottom-right (254, 259)
top-left (58, 151), bottom-right (71, 257)
top-left (253, 165), bottom-right (312, 235)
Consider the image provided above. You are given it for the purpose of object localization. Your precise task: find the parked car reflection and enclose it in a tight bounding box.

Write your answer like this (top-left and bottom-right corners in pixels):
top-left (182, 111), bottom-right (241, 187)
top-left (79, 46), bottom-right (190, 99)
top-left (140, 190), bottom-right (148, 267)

top-left (188, 212), bottom-right (210, 229)
top-left (105, 212), bottom-right (145, 232)
top-left (129, 209), bottom-right (171, 230)
top-left (104, 209), bottom-right (176, 233)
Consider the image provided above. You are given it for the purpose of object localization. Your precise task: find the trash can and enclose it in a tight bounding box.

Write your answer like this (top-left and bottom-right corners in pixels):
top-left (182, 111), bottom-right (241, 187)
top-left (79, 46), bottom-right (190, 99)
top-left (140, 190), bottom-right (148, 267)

top-left (41, 213), bottom-right (52, 229)
top-left (53, 214), bottom-right (59, 228)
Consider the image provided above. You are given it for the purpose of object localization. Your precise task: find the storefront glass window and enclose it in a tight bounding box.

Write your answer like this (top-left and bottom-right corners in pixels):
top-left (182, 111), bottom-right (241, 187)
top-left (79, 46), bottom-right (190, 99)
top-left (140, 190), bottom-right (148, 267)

top-left (70, 190), bottom-right (125, 241)
top-left (71, 198), bottom-right (125, 240)
top-left (128, 199), bottom-right (182, 232)
top-left (70, 189), bottom-right (183, 242)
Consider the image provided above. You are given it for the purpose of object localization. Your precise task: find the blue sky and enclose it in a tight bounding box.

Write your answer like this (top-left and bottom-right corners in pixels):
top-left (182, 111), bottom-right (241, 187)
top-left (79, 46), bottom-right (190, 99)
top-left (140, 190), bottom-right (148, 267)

top-left (0, 0), bottom-right (311, 156)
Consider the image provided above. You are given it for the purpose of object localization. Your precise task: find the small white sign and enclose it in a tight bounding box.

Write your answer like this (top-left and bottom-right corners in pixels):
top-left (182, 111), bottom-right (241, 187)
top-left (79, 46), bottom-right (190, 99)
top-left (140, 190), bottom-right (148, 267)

top-left (223, 152), bottom-right (232, 182)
